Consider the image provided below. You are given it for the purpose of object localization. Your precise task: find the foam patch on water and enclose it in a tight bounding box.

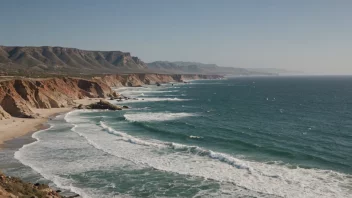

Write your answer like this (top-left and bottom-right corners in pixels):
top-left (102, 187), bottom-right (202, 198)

top-left (124, 90), bottom-right (177, 93)
top-left (124, 112), bottom-right (197, 122)
top-left (115, 97), bottom-right (191, 103)
top-left (100, 121), bottom-right (161, 147)
top-left (189, 135), bottom-right (203, 139)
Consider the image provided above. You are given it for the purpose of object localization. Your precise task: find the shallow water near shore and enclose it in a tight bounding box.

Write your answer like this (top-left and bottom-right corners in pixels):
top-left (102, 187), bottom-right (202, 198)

top-left (3, 76), bottom-right (352, 197)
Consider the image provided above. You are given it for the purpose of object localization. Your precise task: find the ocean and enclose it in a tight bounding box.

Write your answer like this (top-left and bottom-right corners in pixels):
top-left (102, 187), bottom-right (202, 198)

top-left (2, 76), bottom-right (352, 197)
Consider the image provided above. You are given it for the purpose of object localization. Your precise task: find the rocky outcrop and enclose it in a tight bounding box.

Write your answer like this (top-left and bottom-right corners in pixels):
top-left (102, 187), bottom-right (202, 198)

top-left (0, 171), bottom-right (64, 198)
top-left (0, 105), bottom-right (10, 120)
top-left (86, 100), bottom-right (122, 110)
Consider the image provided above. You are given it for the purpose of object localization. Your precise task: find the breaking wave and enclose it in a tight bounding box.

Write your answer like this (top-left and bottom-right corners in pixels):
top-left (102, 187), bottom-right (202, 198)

top-left (124, 112), bottom-right (197, 122)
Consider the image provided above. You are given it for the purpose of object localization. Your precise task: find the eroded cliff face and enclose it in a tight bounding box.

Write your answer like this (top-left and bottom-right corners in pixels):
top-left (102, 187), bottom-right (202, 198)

top-left (0, 105), bottom-right (10, 120)
top-left (0, 78), bottom-right (114, 118)
top-left (0, 74), bottom-right (222, 118)
top-left (94, 74), bottom-right (222, 87)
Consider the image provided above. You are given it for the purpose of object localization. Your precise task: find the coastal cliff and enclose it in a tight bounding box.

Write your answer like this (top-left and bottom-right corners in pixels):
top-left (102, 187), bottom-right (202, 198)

top-left (0, 77), bottom-right (114, 118)
top-left (0, 74), bottom-right (222, 119)
top-left (0, 106), bottom-right (10, 120)
top-left (94, 73), bottom-right (222, 87)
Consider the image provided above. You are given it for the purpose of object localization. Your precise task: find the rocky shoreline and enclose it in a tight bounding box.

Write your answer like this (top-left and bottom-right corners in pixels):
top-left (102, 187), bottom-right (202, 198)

top-left (0, 73), bottom-right (222, 197)
top-left (0, 73), bottom-right (222, 119)
top-left (0, 171), bottom-right (79, 198)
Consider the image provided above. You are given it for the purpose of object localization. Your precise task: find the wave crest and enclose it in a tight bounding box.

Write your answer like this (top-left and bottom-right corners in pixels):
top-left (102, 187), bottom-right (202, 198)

top-left (100, 121), bottom-right (251, 171)
top-left (116, 97), bottom-right (191, 103)
top-left (124, 112), bottom-right (197, 122)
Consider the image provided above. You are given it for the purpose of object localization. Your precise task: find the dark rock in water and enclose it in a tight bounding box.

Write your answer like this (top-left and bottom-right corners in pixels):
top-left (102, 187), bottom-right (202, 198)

top-left (156, 82), bottom-right (161, 86)
top-left (77, 104), bottom-right (84, 109)
top-left (67, 194), bottom-right (80, 198)
top-left (122, 105), bottom-right (129, 109)
top-left (86, 100), bottom-right (122, 110)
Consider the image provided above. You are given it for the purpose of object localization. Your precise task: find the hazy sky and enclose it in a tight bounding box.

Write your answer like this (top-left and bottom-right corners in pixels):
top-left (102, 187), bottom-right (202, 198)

top-left (1, 0), bottom-right (351, 74)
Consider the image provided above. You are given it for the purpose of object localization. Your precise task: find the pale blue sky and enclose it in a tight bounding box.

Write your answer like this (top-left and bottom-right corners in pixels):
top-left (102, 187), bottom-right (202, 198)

top-left (0, 0), bottom-right (351, 74)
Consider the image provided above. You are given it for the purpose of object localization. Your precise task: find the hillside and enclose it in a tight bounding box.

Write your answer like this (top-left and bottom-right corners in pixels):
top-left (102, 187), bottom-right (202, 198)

top-left (0, 46), bottom-right (148, 75)
top-left (0, 46), bottom-right (277, 76)
top-left (147, 61), bottom-right (270, 75)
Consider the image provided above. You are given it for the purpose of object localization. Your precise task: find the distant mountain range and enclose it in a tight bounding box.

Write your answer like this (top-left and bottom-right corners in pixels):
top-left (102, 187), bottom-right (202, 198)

top-left (147, 61), bottom-right (270, 75)
top-left (0, 46), bottom-right (149, 75)
top-left (0, 46), bottom-right (298, 76)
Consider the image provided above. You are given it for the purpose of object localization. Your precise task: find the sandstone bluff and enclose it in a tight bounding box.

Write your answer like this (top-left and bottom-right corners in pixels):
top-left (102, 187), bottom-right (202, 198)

top-left (0, 74), bottom-right (221, 119)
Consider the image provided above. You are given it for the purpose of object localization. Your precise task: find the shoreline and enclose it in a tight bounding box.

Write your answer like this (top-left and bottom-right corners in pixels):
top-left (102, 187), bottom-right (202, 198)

top-left (0, 82), bottom-right (205, 197)
top-left (0, 98), bottom-right (102, 149)
top-left (0, 108), bottom-right (72, 148)
top-left (0, 98), bottom-right (103, 197)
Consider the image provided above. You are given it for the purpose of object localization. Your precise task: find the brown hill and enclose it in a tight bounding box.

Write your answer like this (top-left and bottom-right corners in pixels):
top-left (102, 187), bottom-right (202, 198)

top-left (0, 46), bottom-right (148, 75)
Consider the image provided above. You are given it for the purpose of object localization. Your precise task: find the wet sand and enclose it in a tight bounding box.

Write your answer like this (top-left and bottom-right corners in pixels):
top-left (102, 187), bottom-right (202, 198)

top-left (0, 98), bottom-right (102, 147)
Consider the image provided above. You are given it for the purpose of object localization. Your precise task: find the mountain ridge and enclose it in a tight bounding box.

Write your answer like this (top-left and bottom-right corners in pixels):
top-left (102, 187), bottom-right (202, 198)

top-left (0, 45), bottom-right (148, 75)
top-left (147, 61), bottom-right (270, 75)
top-left (0, 45), bottom-right (283, 76)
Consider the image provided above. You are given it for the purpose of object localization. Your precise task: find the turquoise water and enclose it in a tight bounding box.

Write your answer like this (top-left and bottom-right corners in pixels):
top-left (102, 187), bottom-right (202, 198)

top-left (10, 76), bottom-right (352, 197)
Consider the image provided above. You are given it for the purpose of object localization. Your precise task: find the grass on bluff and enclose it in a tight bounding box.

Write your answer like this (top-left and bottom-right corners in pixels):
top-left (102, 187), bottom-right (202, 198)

top-left (0, 171), bottom-right (49, 198)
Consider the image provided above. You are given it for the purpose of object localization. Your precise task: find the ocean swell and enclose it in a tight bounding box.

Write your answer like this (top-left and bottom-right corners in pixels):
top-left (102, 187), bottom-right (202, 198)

top-left (14, 114), bottom-right (90, 198)
top-left (123, 112), bottom-right (197, 122)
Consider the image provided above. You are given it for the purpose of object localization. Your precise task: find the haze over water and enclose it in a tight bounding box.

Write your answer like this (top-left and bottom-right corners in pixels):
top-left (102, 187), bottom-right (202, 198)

top-left (2, 76), bottom-right (350, 197)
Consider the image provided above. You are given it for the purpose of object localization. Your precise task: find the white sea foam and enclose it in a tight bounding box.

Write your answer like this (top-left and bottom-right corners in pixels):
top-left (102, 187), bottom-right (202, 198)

top-left (189, 135), bottom-right (203, 139)
top-left (124, 112), bottom-right (197, 122)
top-left (99, 122), bottom-right (252, 171)
top-left (115, 97), bottom-right (190, 103)
top-left (100, 121), bottom-right (161, 147)
top-left (115, 87), bottom-right (179, 99)
top-left (15, 111), bottom-right (142, 198)
top-left (94, 121), bottom-right (352, 198)
top-left (15, 110), bottom-right (352, 198)
top-left (14, 118), bottom-right (90, 197)
top-left (124, 90), bottom-right (177, 93)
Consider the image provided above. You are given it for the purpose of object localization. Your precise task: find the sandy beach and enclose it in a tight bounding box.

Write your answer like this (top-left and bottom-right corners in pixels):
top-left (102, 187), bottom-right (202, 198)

top-left (0, 108), bottom-right (72, 146)
top-left (0, 98), bottom-right (102, 147)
